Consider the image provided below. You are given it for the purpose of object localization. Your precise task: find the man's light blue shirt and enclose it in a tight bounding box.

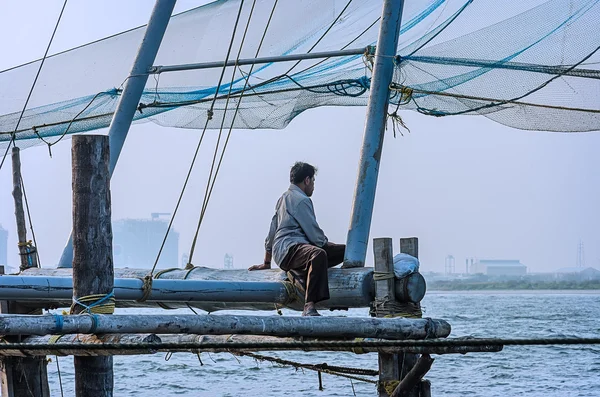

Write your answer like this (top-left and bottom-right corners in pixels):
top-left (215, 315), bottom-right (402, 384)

top-left (265, 184), bottom-right (328, 265)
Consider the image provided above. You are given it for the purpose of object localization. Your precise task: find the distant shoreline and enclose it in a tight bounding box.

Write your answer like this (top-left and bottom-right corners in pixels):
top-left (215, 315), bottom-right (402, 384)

top-left (427, 280), bottom-right (600, 292)
top-left (427, 289), bottom-right (600, 294)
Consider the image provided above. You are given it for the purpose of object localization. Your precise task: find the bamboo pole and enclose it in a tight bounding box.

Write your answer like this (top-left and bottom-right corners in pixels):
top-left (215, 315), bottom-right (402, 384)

top-left (6, 334), bottom-right (162, 356)
top-left (0, 334), bottom-right (502, 357)
top-left (19, 267), bottom-right (426, 312)
top-left (0, 314), bottom-right (451, 340)
top-left (71, 135), bottom-right (114, 396)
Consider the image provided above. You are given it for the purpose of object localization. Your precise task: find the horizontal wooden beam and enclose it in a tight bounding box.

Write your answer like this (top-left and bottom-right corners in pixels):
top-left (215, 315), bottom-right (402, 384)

top-left (0, 314), bottom-right (450, 340)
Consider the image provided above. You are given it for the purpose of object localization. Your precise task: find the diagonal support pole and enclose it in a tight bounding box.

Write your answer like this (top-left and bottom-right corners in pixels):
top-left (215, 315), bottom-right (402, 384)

top-left (58, 0), bottom-right (177, 267)
top-left (344, 0), bottom-right (404, 268)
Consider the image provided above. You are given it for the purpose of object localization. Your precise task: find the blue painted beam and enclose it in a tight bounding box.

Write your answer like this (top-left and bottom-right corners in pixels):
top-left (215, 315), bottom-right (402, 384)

top-left (344, 0), bottom-right (405, 268)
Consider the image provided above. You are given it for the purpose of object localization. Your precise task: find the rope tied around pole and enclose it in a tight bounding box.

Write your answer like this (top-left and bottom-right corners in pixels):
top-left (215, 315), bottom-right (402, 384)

top-left (373, 271), bottom-right (395, 281)
top-left (370, 296), bottom-right (423, 319)
top-left (70, 291), bottom-right (115, 315)
top-left (137, 275), bottom-right (153, 303)
top-left (137, 267), bottom-right (179, 303)
top-left (382, 380), bottom-right (400, 396)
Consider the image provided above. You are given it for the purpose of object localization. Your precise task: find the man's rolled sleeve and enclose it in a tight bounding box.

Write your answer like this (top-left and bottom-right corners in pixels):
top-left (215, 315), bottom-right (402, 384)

top-left (264, 213), bottom-right (278, 253)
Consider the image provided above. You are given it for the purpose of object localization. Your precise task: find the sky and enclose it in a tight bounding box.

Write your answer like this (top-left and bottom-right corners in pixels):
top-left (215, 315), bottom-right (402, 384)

top-left (1, 0), bottom-right (599, 274)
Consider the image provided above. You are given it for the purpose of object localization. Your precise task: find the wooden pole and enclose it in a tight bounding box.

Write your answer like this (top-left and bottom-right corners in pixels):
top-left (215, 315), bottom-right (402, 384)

top-left (399, 237), bottom-right (422, 397)
top-left (71, 135), bottom-right (114, 396)
top-left (373, 238), bottom-right (400, 396)
top-left (391, 354), bottom-right (434, 397)
top-left (11, 147), bottom-right (37, 271)
top-left (3, 146), bottom-right (48, 396)
top-left (19, 266), bottom-right (426, 312)
top-left (0, 314), bottom-right (451, 340)
top-left (0, 266), bottom-right (49, 397)
top-left (1, 333), bottom-right (503, 356)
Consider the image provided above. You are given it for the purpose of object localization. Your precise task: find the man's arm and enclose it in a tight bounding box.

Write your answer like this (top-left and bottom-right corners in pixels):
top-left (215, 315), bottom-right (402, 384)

top-left (248, 213), bottom-right (277, 271)
top-left (294, 199), bottom-right (328, 247)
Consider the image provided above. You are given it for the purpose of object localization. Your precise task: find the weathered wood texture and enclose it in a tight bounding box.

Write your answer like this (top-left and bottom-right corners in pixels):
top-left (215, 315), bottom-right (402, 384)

top-left (0, 334), bottom-right (500, 357)
top-left (12, 147), bottom-right (30, 271)
top-left (5, 334), bottom-right (161, 356)
top-left (0, 334), bottom-right (501, 357)
top-left (0, 267), bottom-right (49, 397)
top-left (374, 238), bottom-right (400, 397)
top-left (399, 237), bottom-right (422, 397)
top-left (20, 266), bottom-right (425, 311)
top-left (0, 314), bottom-right (451, 340)
top-left (71, 135), bottom-right (114, 397)
top-left (391, 354), bottom-right (434, 397)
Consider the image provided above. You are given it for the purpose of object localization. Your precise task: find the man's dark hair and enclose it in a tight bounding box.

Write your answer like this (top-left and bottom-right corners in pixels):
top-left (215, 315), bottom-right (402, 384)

top-left (290, 162), bottom-right (317, 184)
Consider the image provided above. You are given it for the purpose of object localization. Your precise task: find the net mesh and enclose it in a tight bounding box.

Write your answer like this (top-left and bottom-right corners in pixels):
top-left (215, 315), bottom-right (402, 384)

top-left (1, 0), bottom-right (599, 152)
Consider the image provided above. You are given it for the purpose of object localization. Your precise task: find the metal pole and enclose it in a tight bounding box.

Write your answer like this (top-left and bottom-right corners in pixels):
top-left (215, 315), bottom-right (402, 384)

top-left (344, 0), bottom-right (404, 268)
top-left (58, 0), bottom-right (177, 267)
top-left (150, 47), bottom-right (369, 74)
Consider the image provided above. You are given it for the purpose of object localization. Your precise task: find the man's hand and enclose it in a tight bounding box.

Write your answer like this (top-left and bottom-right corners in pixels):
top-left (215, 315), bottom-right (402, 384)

top-left (248, 263), bottom-right (271, 271)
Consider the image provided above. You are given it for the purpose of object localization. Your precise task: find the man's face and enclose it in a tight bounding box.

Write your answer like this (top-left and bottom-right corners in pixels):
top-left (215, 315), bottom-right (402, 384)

top-left (305, 175), bottom-right (315, 197)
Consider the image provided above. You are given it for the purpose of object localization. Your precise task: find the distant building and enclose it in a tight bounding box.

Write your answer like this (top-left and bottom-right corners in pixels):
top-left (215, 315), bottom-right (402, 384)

top-left (224, 254), bottom-right (234, 269)
top-left (0, 224), bottom-right (7, 266)
top-left (112, 216), bottom-right (179, 268)
top-left (470, 259), bottom-right (527, 276)
top-left (555, 267), bottom-right (600, 281)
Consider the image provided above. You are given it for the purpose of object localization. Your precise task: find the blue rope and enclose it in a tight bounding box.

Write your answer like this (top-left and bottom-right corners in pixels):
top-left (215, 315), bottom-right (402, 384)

top-left (52, 314), bottom-right (64, 333)
top-left (72, 291), bottom-right (115, 314)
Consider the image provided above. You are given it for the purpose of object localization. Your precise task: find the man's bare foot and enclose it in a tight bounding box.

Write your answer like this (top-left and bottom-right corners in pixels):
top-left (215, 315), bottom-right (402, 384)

top-left (302, 302), bottom-right (321, 317)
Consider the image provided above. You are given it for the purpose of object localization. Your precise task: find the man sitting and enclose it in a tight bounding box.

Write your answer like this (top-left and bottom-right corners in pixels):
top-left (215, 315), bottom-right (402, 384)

top-left (248, 162), bottom-right (345, 316)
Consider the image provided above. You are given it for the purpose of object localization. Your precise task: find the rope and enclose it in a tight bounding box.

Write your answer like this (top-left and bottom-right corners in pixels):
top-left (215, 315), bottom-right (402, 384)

top-left (189, 0), bottom-right (279, 258)
top-left (0, 0), bottom-right (68, 173)
top-left (137, 268), bottom-right (179, 303)
top-left (55, 355), bottom-right (65, 397)
top-left (239, 352), bottom-right (377, 385)
top-left (188, 0), bottom-right (260, 266)
top-left (71, 292), bottom-right (115, 315)
top-left (383, 380), bottom-right (400, 396)
top-left (32, 91), bottom-right (106, 156)
top-left (137, 276), bottom-right (153, 303)
top-left (373, 271), bottom-right (395, 281)
top-left (370, 297), bottom-right (423, 319)
top-left (150, 0), bottom-right (248, 275)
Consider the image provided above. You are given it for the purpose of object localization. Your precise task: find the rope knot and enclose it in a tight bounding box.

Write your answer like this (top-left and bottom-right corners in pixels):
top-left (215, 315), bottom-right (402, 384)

top-left (137, 274), bottom-right (154, 303)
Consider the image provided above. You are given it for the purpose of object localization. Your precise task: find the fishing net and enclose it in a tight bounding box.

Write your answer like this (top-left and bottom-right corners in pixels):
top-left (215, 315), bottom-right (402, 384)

top-left (1, 0), bottom-right (599, 153)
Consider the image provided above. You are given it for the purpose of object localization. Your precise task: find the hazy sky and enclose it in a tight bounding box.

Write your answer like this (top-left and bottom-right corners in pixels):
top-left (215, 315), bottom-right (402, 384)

top-left (1, 0), bottom-right (599, 273)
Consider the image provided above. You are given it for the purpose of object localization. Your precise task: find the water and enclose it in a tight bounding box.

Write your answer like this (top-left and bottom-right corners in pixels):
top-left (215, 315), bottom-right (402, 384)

top-left (46, 292), bottom-right (600, 396)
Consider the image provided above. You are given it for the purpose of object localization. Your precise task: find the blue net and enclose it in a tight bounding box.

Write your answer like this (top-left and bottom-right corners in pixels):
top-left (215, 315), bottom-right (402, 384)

top-left (1, 0), bottom-right (599, 152)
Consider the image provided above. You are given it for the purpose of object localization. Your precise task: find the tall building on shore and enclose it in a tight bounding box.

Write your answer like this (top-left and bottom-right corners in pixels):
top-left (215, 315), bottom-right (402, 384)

top-left (112, 214), bottom-right (179, 269)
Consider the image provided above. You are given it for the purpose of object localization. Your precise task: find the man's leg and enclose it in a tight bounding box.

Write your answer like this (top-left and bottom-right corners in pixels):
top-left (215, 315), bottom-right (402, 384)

top-left (280, 244), bottom-right (330, 314)
top-left (323, 242), bottom-right (345, 268)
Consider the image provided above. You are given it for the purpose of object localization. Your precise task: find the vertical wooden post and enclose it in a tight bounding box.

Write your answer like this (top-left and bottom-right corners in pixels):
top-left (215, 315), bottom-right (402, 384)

top-left (399, 237), bottom-right (421, 397)
top-left (3, 147), bottom-right (48, 396)
top-left (11, 147), bottom-right (37, 271)
top-left (373, 238), bottom-right (399, 396)
top-left (71, 135), bottom-right (114, 396)
top-left (0, 266), bottom-right (49, 397)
